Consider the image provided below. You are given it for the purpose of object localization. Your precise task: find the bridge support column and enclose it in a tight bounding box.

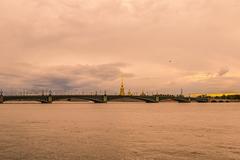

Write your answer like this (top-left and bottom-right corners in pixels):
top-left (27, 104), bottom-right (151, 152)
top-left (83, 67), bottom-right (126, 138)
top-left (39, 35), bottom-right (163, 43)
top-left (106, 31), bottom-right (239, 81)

top-left (46, 95), bottom-right (53, 104)
top-left (0, 90), bottom-right (3, 104)
top-left (155, 96), bottom-right (160, 103)
top-left (46, 90), bottom-right (53, 103)
top-left (0, 96), bottom-right (3, 104)
top-left (102, 95), bottom-right (108, 103)
top-left (42, 96), bottom-right (52, 103)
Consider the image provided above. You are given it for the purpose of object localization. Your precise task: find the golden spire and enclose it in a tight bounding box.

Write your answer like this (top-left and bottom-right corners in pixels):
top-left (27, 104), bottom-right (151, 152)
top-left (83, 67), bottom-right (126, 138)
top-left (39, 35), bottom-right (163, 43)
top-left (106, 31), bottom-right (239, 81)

top-left (119, 76), bottom-right (125, 96)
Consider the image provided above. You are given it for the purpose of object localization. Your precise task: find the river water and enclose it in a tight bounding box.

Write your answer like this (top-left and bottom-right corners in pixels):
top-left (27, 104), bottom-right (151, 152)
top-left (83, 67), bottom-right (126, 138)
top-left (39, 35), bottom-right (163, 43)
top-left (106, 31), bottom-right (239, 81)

top-left (0, 103), bottom-right (239, 160)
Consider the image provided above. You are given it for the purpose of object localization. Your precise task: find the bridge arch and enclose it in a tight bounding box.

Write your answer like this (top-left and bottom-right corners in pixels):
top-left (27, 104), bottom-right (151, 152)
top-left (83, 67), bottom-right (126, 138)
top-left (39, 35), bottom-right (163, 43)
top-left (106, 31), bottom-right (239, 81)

top-left (107, 96), bottom-right (159, 103)
top-left (52, 95), bottom-right (107, 103)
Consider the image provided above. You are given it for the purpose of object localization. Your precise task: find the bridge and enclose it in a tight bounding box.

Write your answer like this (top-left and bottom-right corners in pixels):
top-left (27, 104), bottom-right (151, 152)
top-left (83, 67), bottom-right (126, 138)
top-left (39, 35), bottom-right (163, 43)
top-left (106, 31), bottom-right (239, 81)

top-left (0, 93), bottom-right (191, 104)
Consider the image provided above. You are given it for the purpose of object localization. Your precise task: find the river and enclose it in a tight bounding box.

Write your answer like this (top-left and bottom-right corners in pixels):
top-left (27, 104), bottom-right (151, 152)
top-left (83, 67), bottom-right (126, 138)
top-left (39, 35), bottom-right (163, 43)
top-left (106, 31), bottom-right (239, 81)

top-left (0, 103), bottom-right (239, 160)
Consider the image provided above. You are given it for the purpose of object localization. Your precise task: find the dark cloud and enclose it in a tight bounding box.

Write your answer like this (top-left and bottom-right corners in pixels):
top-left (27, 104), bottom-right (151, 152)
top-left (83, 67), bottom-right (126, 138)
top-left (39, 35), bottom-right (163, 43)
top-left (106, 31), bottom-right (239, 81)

top-left (0, 63), bottom-right (134, 92)
top-left (218, 67), bottom-right (229, 77)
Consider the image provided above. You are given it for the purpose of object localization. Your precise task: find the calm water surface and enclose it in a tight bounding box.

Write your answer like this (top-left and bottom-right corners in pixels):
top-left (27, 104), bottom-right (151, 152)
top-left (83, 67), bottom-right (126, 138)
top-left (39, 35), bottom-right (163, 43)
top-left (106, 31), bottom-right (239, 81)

top-left (0, 103), bottom-right (240, 160)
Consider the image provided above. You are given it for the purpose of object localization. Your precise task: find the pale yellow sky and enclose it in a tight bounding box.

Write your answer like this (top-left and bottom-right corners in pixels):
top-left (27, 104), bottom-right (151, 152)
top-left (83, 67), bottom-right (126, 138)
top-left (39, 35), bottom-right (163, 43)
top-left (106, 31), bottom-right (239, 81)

top-left (1, 0), bottom-right (240, 94)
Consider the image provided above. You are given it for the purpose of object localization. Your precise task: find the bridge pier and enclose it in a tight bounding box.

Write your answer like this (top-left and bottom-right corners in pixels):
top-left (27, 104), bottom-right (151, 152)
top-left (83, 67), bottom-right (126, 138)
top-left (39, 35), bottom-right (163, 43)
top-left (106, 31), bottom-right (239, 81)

top-left (41, 96), bottom-right (53, 104)
top-left (155, 96), bottom-right (160, 103)
top-left (47, 95), bottom-right (53, 103)
top-left (102, 95), bottom-right (108, 103)
top-left (144, 96), bottom-right (160, 103)
top-left (0, 96), bottom-right (3, 104)
top-left (95, 95), bottom-right (108, 103)
top-left (46, 91), bottom-right (53, 103)
top-left (0, 90), bottom-right (3, 104)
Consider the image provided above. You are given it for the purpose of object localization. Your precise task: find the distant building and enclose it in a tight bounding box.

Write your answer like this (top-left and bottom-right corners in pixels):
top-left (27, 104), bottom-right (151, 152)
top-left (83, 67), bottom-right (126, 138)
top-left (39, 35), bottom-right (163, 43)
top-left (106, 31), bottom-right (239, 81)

top-left (190, 93), bottom-right (240, 98)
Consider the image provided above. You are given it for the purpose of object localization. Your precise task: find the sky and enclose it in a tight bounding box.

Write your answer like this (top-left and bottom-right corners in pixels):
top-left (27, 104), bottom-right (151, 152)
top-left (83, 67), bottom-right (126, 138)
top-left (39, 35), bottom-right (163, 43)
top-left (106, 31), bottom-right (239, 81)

top-left (1, 0), bottom-right (240, 95)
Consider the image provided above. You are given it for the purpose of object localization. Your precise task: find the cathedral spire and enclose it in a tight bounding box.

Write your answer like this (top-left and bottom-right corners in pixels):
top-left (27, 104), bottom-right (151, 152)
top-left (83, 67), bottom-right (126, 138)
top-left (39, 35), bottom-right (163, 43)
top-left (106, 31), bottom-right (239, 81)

top-left (119, 76), bottom-right (125, 96)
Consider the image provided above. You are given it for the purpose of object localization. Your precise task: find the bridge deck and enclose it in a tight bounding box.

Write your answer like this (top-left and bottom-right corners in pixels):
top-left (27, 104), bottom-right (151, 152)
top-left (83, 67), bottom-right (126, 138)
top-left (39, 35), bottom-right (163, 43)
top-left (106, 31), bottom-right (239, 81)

top-left (0, 95), bottom-right (190, 103)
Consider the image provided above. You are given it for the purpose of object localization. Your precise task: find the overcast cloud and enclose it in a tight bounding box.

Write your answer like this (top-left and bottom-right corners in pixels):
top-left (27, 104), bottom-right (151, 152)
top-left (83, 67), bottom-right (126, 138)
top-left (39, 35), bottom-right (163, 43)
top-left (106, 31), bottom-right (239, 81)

top-left (1, 0), bottom-right (240, 94)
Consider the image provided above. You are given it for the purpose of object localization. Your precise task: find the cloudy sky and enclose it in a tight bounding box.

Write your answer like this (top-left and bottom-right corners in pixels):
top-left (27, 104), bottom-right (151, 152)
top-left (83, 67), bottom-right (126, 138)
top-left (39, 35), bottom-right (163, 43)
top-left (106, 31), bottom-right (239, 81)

top-left (1, 0), bottom-right (240, 94)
